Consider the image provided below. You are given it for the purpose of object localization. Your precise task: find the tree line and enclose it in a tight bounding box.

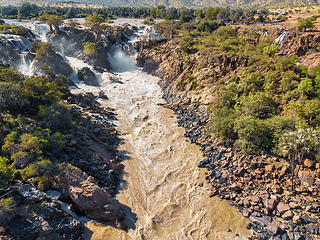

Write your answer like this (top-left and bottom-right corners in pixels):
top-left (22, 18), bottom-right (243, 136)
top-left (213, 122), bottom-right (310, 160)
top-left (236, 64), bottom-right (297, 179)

top-left (0, 2), bottom-right (272, 25)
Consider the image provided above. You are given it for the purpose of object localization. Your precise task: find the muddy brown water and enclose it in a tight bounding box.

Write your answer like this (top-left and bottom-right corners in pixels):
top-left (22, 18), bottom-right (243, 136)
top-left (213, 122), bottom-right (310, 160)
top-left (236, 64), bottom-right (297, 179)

top-left (78, 71), bottom-right (251, 240)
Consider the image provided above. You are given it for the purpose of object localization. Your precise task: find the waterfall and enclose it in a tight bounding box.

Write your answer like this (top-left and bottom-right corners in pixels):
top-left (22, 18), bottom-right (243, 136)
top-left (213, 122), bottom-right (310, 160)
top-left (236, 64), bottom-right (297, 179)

top-left (6, 34), bottom-right (31, 52)
top-left (108, 45), bottom-right (138, 73)
top-left (275, 32), bottom-right (287, 44)
top-left (20, 52), bottom-right (32, 75)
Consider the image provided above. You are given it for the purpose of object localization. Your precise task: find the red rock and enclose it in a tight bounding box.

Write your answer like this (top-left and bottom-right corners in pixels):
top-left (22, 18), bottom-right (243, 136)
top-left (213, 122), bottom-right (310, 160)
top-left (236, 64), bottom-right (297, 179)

top-left (53, 163), bottom-right (125, 223)
top-left (282, 210), bottom-right (293, 220)
top-left (271, 184), bottom-right (283, 194)
top-left (251, 196), bottom-right (261, 204)
top-left (316, 163), bottom-right (320, 169)
top-left (298, 171), bottom-right (310, 178)
top-left (230, 183), bottom-right (240, 191)
top-left (280, 166), bottom-right (289, 175)
top-left (305, 206), bottom-right (312, 212)
top-left (270, 195), bottom-right (279, 202)
top-left (244, 198), bottom-right (251, 207)
top-left (303, 159), bottom-right (315, 168)
top-left (265, 165), bottom-right (275, 172)
top-left (289, 202), bottom-right (300, 209)
top-left (241, 209), bottom-right (250, 217)
top-left (302, 52), bottom-right (320, 69)
top-left (265, 199), bottom-right (277, 210)
top-left (277, 202), bottom-right (290, 214)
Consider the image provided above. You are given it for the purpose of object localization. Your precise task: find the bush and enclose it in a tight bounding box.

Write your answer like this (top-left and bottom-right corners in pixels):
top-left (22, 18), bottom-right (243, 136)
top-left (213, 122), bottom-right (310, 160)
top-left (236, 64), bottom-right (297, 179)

top-left (83, 42), bottom-right (97, 56)
top-left (234, 115), bottom-right (269, 153)
top-left (0, 157), bottom-right (12, 184)
top-left (0, 197), bottom-right (15, 212)
top-left (21, 159), bottom-right (55, 180)
top-left (0, 82), bottom-right (29, 111)
top-left (38, 102), bottom-right (73, 132)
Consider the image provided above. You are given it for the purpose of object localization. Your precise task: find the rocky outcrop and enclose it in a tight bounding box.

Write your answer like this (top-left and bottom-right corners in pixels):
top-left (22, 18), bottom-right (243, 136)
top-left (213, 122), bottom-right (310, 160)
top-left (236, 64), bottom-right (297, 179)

top-left (50, 29), bottom-right (112, 71)
top-left (77, 67), bottom-right (99, 86)
top-left (302, 52), bottom-right (320, 69)
top-left (0, 185), bottom-right (83, 240)
top-left (279, 32), bottom-right (320, 57)
top-left (32, 49), bottom-right (73, 76)
top-left (136, 41), bottom-right (248, 105)
top-left (52, 163), bottom-right (125, 227)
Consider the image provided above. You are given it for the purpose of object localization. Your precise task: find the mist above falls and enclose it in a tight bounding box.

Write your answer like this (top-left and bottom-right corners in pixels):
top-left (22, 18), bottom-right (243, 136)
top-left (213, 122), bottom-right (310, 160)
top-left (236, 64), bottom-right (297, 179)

top-left (108, 45), bottom-right (138, 73)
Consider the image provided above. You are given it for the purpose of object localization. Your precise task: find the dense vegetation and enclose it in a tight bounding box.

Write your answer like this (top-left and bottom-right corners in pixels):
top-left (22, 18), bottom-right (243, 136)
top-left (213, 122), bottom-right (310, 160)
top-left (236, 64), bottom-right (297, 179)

top-left (1, 0), bottom-right (319, 8)
top-left (151, 18), bottom-right (320, 163)
top-left (0, 2), bottom-right (278, 26)
top-left (0, 64), bottom-right (72, 188)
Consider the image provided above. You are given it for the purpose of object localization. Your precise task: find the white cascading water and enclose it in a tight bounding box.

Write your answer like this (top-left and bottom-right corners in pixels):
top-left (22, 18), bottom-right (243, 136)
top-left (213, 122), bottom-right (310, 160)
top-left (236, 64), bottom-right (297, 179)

top-left (108, 45), bottom-right (138, 72)
top-left (6, 20), bottom-right (251, 239)
top-left (70, 49), bottom-right (250, 239)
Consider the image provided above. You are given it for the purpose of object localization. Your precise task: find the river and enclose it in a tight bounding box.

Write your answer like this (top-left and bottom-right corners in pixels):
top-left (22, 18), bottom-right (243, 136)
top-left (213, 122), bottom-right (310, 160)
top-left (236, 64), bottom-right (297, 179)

top-left (5, 19), bottom-right (251, 239)
top-left (71, 68), bottom-right (251, 239)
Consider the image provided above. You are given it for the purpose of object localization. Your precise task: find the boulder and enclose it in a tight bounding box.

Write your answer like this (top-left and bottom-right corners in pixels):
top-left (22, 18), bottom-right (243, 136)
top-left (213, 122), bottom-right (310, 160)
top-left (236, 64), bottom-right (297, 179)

top-left (302, 53), bottom-right (320, 70)
top-left (53, 163), bottom-right (125, 224)
top-left (78, 67), bottom-right (99, 86)
top-left (32, 47), bottom-right (73, 76)
top-left (293, 215), bottom-right (302, 225)
top-left (277, 202), bottom-right (290, 214)
top-left (303, 159), bottom-right (315, 168)
top-left (265, 199), bottom-right (277, 210)
top-left (289, 202), bottom-right (300, 209)
top-left (265, 164), bottom-right (275, 172)
top-left (282, 210), bottom-right (293, 220)
top-left (266, 224), bottom-right (280, 235)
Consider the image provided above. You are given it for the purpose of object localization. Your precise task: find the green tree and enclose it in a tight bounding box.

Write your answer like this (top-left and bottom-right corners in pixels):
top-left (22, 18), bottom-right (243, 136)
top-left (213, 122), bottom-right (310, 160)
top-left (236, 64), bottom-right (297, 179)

top-left (296, 18), bottom-right (315, 32)
top-left (279, 128), bottom-right (319, 191)
top-left (84, 13), bottom-right (107, 42)
top-left (39, 14), bottom-right (64, 34)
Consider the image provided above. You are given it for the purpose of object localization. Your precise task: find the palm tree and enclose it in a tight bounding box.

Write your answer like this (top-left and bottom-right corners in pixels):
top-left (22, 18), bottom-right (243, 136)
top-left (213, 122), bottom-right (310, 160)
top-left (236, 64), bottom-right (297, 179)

top-left (279, 128), bottom-right (319, 191)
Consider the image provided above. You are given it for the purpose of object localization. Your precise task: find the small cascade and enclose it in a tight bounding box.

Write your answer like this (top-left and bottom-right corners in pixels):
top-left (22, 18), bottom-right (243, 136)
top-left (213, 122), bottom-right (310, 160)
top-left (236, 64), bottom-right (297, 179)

top-left (275, 32), bottom-right (287, 44)
top-left (6, 34), bottom-right (31, 52)
top-left (20, 52), bottom-right (33, 75)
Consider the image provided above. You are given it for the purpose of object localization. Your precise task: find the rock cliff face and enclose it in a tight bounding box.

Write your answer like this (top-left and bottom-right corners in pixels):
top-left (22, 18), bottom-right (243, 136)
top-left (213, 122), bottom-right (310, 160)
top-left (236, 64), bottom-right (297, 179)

top-left (31, 49), bottom-right (73, 76)
top-left (279, 32), bottom-right (320, 57)
top-left (302, 53), bottom-right (320, 69)
top-left (136, 40), bottom-right (248, 105)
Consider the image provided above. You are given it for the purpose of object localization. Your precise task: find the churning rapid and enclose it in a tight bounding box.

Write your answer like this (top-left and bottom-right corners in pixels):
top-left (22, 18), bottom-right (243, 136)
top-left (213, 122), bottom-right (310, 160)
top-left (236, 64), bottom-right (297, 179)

top-left (72, 56), bottom-right (251, 239)
top-left (4, 19), bottom-right (251, 239)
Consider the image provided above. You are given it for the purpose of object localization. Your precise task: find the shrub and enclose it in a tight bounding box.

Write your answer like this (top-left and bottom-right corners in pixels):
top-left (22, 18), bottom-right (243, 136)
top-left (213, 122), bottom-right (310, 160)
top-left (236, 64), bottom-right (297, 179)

top-left (38, 102), bottom-right (73, 132)
top-left (0, 157), bottom-right (12, 184)
top-left (83, 42), bottom-right (97, 56)
top-left (21, 159), bottom-right (55, 180)
top-left (0, 82), bottom-right (29, 111)
top-left (0, 197), bottom-right (15, 212)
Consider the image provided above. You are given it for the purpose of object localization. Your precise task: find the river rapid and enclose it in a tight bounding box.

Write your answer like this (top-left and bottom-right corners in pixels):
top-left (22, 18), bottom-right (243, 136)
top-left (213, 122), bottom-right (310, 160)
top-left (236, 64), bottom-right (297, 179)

top-left (71, 69), bottom-right (251, 239)
top-left (6, 19), bottom-right (251, 239)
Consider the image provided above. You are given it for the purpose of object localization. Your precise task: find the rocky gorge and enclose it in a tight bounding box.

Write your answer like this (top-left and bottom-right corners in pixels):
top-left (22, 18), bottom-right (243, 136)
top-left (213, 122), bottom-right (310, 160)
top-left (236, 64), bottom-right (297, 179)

top-left (1, 17), bottom-right (320, 240)
top-left (135, 26), bottom-right (320, 239)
